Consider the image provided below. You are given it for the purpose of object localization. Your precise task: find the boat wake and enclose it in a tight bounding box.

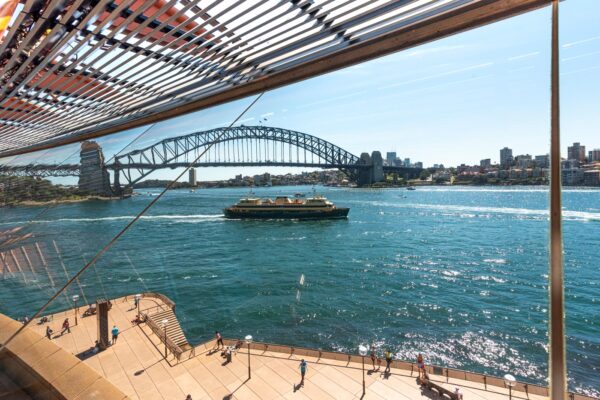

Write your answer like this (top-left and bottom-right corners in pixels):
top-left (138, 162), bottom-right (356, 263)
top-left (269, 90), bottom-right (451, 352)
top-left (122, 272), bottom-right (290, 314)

top-left (362, 202), bottom-right (600, 222)
top-left (1, 214), bottom-right (224, 225)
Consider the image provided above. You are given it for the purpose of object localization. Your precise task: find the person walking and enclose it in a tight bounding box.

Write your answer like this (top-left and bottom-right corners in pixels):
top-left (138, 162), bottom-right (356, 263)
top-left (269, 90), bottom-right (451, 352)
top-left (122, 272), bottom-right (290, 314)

top-left (299, 359), bottom-right (308, 387)
top-left (60, 318), bottom-right (70, 335)
top-left (215, 331), bottom-right (224, 349)
top-left (45, 326), bottom-right (53, 339)
top-left (111, 325), bottom-right (119, 344)
top-left (384, 350), bottom-right (393, 374)
top-left (370, 346), bottom-right (377, 370)
top-left (417, 353), bottom-right (425, 380)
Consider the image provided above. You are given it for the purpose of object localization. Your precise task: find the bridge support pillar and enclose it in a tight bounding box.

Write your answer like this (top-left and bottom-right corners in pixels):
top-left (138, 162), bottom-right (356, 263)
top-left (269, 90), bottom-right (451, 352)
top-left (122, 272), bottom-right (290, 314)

top-left (78, 141), bottom-right (112, 196)
top-left (357, 153), bottom-right (372, 187)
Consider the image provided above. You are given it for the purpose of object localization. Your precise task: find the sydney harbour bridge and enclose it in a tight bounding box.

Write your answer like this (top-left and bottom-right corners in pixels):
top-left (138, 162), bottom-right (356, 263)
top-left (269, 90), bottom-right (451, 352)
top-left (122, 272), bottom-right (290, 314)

top-left (0, 126), bottom-right (422, 192)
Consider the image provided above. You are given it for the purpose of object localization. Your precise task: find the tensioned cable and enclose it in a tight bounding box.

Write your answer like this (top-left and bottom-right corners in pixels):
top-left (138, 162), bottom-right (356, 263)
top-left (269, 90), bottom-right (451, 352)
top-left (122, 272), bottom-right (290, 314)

top-left (0, 91), bottom-right (264, 351)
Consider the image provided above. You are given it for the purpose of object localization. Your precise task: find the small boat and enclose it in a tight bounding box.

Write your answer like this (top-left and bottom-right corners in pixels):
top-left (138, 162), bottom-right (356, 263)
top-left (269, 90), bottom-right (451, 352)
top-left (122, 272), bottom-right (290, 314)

top-left (224, 195), bottom-right (349, 219)
top-left (407, 186), bottom-right (416, 191)
top-left (294, 193), bottom-right (305, 198)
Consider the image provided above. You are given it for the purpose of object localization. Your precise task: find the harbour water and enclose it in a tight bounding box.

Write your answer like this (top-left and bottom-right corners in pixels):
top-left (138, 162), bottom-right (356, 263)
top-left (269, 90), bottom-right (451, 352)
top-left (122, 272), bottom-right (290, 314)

top-left (0, 186), bottom-right (598, 396)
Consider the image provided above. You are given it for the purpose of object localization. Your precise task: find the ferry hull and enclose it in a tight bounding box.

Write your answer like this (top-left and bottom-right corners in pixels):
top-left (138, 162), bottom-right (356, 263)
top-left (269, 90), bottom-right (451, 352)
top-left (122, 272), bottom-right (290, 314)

top-left (223, 207), bottom-right (349, 220)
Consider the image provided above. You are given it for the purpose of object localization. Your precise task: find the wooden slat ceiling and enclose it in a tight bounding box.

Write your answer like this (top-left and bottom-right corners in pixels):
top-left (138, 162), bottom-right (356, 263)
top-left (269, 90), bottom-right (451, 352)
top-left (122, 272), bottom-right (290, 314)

top-left (0, 0), bottom-right (550, 157)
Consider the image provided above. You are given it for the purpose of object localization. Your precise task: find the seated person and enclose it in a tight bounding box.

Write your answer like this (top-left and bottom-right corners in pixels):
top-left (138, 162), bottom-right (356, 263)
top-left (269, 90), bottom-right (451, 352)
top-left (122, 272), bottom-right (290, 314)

top-left (131, 314), bottom-right (143, 325)
top-left (38, 316), bottom-right (49, 324)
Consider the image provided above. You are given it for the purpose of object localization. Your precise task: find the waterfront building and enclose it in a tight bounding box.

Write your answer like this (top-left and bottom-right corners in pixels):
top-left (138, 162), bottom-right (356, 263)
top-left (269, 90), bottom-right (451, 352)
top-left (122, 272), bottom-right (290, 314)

top-left (188, 168), bottom-right (197, 186)
top-left (386, 152), bottom-right (397, 166)
top-left (414, 161), bottom-right (423, 169)
top-left (535, 154), bottom-right (550, 168)
top-left (583, 170), bottom-right (600, 186)
top-left (403, 158), bottom-right (411, 167)
top-left (500, 147), bottom-right (513, 168)
top-left (562, 168), bottom-right (585, 186)
top-left (568, 142), bottom-right (586, 161)
top-left (480, 158), bottom-right (491, 169)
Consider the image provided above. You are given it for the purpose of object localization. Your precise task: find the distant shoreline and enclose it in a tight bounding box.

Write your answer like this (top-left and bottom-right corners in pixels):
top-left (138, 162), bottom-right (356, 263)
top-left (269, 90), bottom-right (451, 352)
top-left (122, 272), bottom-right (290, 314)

top-left (6, 196), bottom-right (118, 208)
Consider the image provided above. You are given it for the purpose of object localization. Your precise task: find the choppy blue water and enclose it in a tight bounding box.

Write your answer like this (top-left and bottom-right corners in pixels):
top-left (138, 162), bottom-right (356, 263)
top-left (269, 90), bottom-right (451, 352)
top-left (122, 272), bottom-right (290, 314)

top-left (0, 186), bottom-right (598, 396)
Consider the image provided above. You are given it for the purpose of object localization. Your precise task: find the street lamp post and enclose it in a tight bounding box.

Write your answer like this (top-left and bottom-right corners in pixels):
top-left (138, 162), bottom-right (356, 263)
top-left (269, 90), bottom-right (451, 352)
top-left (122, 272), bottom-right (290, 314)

top-left (504, 374), bottom-right (516, 400)
top-left (358, 345), bottom-right (368, 396)
top-left (245, 335), bottom-right (253, 380)
top-left (162, 319), bottom-right (168, 359)
top-left (134, 294), bottom-right (141, 317)
top-left (72, 295), bottom-right (79, 326)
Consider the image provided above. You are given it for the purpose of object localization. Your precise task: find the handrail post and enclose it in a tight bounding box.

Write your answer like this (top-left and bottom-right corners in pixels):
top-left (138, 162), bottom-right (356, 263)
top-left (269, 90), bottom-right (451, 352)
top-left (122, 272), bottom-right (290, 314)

top-left (549, 1), bottom-right (567, 399)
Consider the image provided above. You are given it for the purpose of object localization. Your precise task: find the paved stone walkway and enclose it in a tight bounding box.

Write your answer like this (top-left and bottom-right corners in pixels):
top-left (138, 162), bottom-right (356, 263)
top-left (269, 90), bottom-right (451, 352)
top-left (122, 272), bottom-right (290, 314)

top-left (29, 296), bottom-right (548, 400)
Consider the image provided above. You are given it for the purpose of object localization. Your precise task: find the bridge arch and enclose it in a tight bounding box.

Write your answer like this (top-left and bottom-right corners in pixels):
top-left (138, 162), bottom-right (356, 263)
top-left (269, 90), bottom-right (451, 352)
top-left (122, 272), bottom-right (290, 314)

top-left (109, 126), bottom-right (362, 190)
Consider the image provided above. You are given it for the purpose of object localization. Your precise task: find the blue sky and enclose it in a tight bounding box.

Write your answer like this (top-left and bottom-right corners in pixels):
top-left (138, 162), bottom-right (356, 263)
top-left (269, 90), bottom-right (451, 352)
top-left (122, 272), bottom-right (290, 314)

top-left (5, 0), bottom-right (600, 182)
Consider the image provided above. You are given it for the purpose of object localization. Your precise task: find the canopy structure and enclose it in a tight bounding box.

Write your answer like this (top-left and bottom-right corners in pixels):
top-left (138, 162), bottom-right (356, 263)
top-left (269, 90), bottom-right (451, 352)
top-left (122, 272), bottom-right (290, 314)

top-left (0, 0), bottom-right (549, 157)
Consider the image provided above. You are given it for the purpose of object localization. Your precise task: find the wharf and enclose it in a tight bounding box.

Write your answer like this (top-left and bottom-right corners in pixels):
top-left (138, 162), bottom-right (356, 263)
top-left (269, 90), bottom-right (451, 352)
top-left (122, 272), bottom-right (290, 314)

top-left (7, 294), bottom-right (585, 400)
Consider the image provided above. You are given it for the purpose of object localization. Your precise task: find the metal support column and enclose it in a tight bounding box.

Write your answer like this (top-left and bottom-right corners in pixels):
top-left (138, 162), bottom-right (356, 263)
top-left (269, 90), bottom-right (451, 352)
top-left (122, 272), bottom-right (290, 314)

top-left (549, 1), bottom-right (566, 399)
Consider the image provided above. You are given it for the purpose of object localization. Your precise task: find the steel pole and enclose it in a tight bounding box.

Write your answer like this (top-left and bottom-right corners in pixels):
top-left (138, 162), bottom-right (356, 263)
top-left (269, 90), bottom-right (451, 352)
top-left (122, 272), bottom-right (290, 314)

top-left (247, 343), bottom-right (251, 380)
top-left (164, 327), bottom-right (167, 359)
top-left (74, 301), bottom-right (78, 326)
top-left (549, 1), bottom-right (566, 399)
top-left (362, 356), bottom-right (366, 396)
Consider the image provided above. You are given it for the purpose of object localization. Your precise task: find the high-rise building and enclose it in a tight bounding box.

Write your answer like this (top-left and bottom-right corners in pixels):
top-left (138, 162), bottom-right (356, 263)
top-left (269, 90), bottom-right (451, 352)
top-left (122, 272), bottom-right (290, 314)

top-left (588, 149), bottom-right (600, 162)
top-left (500, 147), bottom-right (513, 168)
top-left (414, 161), bottom-right (423, 169)
top-left (567, 142), bottom-right (586, 161)
top-left (403, 158), bottom-right (411, 167)
top-left (480, 159), bottom-right (491, 169)
top-left (189, 168), bottom-right (197, 186)
top-left (386, 152), bottom-right (397, 166)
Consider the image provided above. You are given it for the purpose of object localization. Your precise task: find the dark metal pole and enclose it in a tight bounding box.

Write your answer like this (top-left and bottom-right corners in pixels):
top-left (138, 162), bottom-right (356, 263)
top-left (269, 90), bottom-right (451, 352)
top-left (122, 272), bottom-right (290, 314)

top-left (74, 300), bottom-right (78, 326)
top-left (549, 1), bottom-right (566, 399)
top-left (362, 355), bottom-right (366, 396)
top-left (164, 326), bottom-right (167, 359)
top-left (247, 343), bottom-right (251, 380)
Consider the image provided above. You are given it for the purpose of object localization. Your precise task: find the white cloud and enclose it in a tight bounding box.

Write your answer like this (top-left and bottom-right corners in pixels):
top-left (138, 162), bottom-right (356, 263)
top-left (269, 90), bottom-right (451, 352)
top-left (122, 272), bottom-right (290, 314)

top-left (507, 51), bottom-right (540, 61)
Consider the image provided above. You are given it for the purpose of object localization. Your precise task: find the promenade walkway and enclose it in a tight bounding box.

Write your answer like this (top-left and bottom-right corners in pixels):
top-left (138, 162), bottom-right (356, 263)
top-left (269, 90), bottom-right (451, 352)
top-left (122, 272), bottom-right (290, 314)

top-left (27, 295), bottom-right (549, 400)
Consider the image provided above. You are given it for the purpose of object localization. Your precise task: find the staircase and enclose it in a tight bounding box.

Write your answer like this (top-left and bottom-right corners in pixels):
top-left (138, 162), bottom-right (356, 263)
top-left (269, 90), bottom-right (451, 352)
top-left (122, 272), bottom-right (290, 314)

top-left (146, 308), bottom-right (190, 351)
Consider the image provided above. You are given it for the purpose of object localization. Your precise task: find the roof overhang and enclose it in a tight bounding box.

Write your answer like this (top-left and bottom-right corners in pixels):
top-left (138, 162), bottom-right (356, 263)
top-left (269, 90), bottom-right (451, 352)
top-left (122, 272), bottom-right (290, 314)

top-left (0, 0), bottom-right (551, 157)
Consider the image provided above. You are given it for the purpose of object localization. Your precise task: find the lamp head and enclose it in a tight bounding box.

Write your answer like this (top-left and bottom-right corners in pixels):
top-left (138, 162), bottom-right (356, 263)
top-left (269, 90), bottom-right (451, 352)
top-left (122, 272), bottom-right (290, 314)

top-left (72, 294), bottom-right (79, 302)
top-left (503, 374), bottom-right (516, 387)
top-left (358, 345), bottom-right (368, 356)
top-left (245, 334), bottom-right (253, 344)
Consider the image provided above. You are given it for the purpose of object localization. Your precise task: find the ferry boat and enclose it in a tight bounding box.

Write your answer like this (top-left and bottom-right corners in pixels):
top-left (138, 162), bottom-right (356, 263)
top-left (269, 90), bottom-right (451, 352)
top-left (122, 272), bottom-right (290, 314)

top-left (224, 195), bottom-right (349, 219)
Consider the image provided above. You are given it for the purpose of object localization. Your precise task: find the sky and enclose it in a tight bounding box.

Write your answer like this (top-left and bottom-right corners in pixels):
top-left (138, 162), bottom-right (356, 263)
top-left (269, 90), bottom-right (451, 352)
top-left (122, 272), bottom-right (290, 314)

top-left (3, 0), bottom-right (600, 182)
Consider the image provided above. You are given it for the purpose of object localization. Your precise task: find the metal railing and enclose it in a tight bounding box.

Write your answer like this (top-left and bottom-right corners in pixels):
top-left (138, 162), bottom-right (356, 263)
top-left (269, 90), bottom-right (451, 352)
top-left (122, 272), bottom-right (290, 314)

top-left (200, 338), bottom-right (596, 400)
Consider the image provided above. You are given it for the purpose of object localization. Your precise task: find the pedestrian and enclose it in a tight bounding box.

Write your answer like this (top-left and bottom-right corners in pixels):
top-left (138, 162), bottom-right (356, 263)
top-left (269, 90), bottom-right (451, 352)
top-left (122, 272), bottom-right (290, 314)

top-left (299, 359), bottom-right (308, 386)
top-left (417, 353), bottom-right (425, 379)
top-left (384, 349), bottom-right (392, 373)
top-left (45, 326), bottom-right (53, 339)
top-left (185, 395), bottom-right (192, 400)
top-left (133, 296), bottom-right (139, 309)
top-left (370, 346), bottom-right (377, 370)
top-left (111, 325), bottom-right (119, 344)
top-left (215, 331), bottom-right (224, 349)
top-left (60, 318), bottom-right (70, 335)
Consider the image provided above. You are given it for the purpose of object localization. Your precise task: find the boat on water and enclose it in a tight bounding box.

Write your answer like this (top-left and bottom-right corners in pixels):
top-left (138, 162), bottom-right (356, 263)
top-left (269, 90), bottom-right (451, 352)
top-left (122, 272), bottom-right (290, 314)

top-left (224, 195), bottom-right (349, 219)
top-left (407, 186), bottom-right (416, 191)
